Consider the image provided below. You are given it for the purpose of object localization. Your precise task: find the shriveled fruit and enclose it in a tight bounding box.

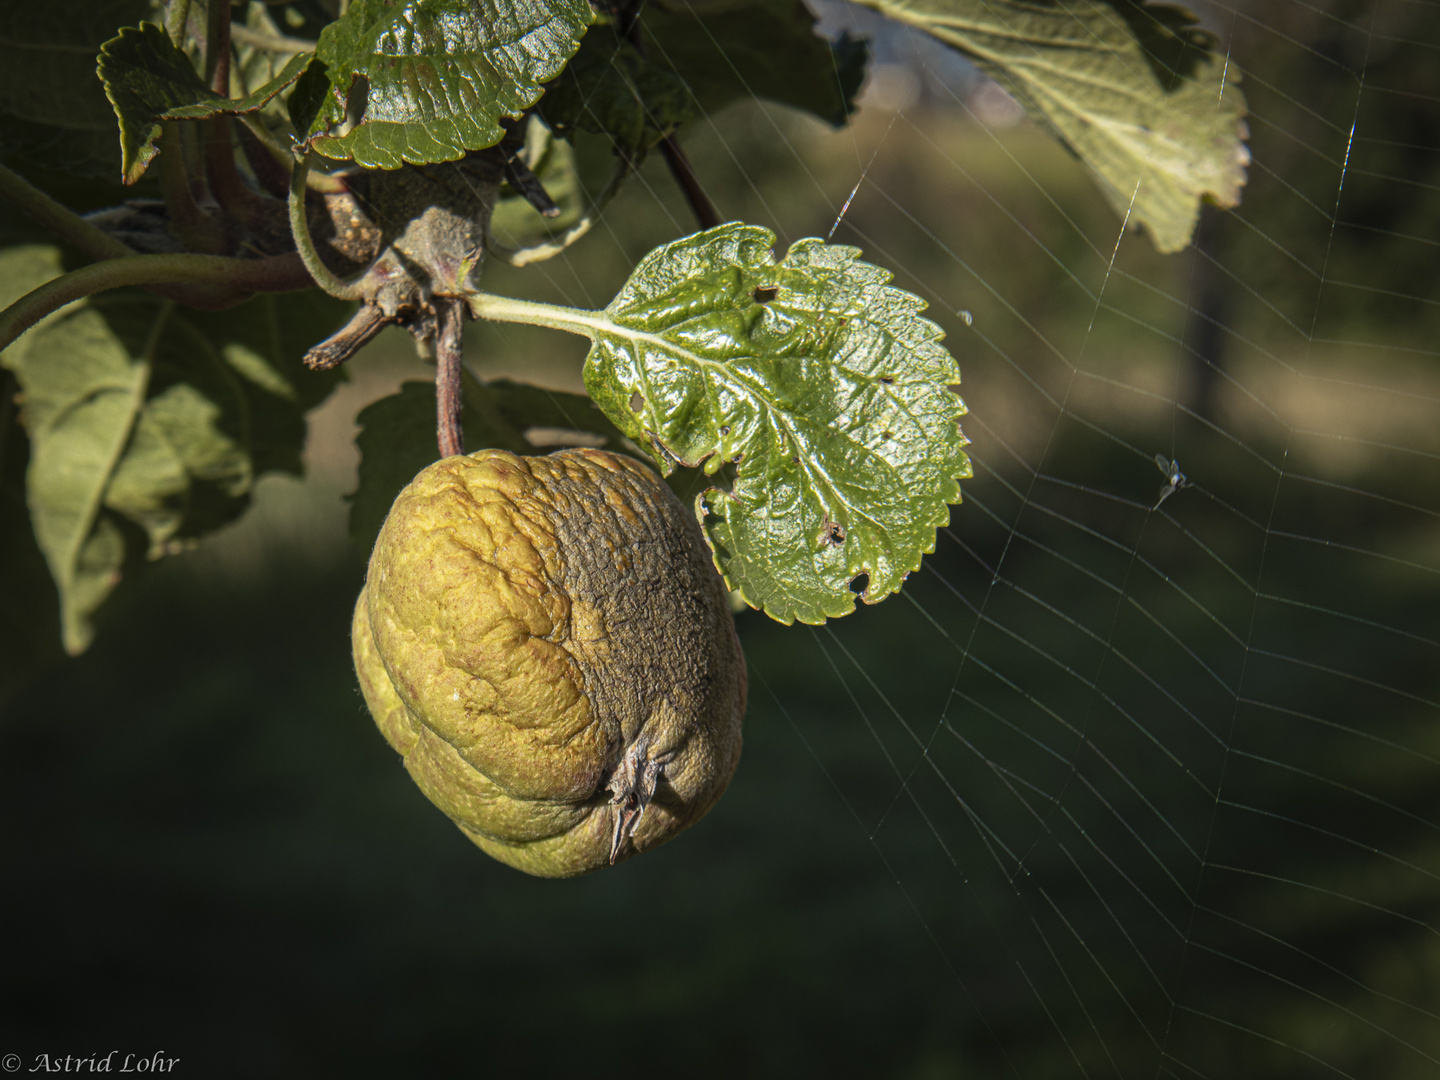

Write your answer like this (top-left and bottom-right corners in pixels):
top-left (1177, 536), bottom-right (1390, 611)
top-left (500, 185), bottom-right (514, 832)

top-left (353, 447), bottom-right (746, 877)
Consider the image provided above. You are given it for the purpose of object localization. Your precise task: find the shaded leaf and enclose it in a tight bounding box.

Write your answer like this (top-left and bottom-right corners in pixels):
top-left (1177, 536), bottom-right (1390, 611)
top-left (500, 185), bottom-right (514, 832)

top-left (581, 222), bottom-right (971, 625)
top-left (0, 0), bottom-right (151, 178)
top-left (0, 245), bottom-right (350, 654)
top-left (644, 0), bottom-right (868, 128)
top-left (0, 366), bottom-right (64, 705)
top-left (349, 375), bottom-right (637, 551)
top-left (851, 0), bottom-right (1248, 252)
top-left (539, 26), bottom-right (695, 159)
top-left (295, 0), bottom-right (593, 169)
top-left (98, 21), bottom-right (310, 184)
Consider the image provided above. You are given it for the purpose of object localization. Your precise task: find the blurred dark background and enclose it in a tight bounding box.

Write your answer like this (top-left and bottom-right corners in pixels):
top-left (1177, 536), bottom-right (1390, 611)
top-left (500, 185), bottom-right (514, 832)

top-left (4, 2), bottom-right (1439, 1076)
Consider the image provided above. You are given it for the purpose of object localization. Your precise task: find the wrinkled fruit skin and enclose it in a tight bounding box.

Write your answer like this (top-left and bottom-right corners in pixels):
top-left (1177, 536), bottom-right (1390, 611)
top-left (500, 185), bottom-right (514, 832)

top-left (353, 448), bottom-right (746, 877)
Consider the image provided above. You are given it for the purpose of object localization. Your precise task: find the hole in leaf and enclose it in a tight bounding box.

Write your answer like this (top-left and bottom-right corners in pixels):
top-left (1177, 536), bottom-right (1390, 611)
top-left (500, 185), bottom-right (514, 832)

top-left (752, 286), bottom-right (778, 304)
top-left (880, 375), bottom-right (894, 385)
top-left (849, 574), bottom-right (868, 596)
top-left (822, 520), bottom-right (846, 547)
top-left (629, 391), bottom-right (644, 413)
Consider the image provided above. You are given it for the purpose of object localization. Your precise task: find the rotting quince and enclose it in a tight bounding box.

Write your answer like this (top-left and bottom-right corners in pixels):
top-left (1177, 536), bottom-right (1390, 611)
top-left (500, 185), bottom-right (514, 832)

top-left (352, 447), bottom-right (746, 877)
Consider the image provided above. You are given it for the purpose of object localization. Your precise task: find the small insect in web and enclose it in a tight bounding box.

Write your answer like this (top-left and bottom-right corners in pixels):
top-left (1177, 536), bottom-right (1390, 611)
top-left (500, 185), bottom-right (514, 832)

top-left (1153, 454), bottom-right (1191, 509)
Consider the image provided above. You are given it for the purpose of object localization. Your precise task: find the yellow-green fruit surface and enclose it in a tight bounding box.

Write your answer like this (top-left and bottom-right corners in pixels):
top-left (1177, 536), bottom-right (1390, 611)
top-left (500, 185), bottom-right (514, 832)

top-left (352, 447), bottom-right (747, 877)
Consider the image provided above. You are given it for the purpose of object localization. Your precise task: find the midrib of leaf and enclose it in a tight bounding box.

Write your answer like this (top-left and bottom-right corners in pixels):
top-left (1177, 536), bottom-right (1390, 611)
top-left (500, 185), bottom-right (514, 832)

top-left (469, 295), bottom-right (813, 456)
top-left (468, 292), bottom-right (905, 536)
top-left (48, 303), bottom-right (166, 652)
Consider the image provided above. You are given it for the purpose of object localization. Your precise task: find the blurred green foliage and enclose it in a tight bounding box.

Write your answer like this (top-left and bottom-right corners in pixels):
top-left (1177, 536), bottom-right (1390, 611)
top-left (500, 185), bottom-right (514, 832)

top-left (3, 1), bottom-right (1439, 1075)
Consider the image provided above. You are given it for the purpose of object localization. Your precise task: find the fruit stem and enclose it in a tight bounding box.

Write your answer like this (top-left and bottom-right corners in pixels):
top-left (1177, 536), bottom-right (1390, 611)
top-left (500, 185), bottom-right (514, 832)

top-left (435, 300), bottom-right (467, 458)
top-left (288, 152), bottom-right (366, 301)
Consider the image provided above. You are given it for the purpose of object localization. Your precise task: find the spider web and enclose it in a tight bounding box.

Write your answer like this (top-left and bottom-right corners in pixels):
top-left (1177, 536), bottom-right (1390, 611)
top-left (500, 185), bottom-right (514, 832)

top-left (2, 1), bottom-right (1437, 1074)
top-left (509, 1), bottom-right (1436, 1074)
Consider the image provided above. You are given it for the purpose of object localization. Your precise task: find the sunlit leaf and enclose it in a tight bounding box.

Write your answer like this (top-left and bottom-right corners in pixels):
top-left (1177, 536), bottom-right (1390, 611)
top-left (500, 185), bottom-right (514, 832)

top-left (97, 21), bottom-right (311, 184)
top-left (0, 245), bottom-right (349, 654)
top-left (851, 0), bottom-right (1248, 252)
top-left (349, 375), bottom-right (637, 551)
top-left (293, 0), bottom-right (593, 169)
top-left (581, 223), bottom-right (971, 625)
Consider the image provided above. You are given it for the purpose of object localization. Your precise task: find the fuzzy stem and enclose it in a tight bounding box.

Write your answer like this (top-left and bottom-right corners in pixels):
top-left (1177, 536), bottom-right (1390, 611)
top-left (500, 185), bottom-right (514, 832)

top-left (435, 300), bottom-right (467, 458)
top-left (287, 152), bottom-right (366, 300)
top-left (0, 164), bottom-right (134, 261)
top-left (0, 252), bottom-right (311, 353)
top-left (466, 292), bottom-right (600, 338)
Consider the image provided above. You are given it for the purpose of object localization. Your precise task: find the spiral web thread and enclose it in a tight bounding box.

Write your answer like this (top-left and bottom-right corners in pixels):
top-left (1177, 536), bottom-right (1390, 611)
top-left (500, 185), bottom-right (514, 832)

top-left (485, 1), bottom-right (1440, 1074)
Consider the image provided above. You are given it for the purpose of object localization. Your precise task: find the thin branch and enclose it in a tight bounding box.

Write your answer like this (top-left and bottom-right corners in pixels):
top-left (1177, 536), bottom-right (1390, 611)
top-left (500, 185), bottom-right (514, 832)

top-left (0, 164), bottom-right (134, 261)
top-left (435, 300), bottom-right (467, 458)
top-left (288, 152), bottom-right (367, 300)
top-left (0, 252), bottom-right (311, 354)
top-left (660, 136), bottom-right (722, 230)
top-left (204, 0), bottom-right (231, 91)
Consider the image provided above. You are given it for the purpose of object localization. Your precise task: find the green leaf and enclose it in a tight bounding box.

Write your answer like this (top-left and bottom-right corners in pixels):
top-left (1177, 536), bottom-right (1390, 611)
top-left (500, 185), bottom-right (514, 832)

top-left (850, 0), bottom-right (1248, 253)
top-left (0, 245), bottom-right (350, 654)
top-left (98, 21), bottom-right (310, 184)
top-left (644, 0), bottom-right (868, 128)
top-left (580, 223), bottom-right (971, 625)
top-left (295, 0), bottom-right (593, 169)
top-left (349, 375), bottom-right (638, 551)
top-left (0, 1), bottom-right (151, 179)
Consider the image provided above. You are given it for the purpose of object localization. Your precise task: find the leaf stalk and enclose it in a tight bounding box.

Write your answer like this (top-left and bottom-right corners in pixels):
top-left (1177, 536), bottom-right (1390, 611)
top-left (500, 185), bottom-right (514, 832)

top-left (0, 252), bottom-right (310, 354)
top-left (287, 153), bottom-right (366, 301)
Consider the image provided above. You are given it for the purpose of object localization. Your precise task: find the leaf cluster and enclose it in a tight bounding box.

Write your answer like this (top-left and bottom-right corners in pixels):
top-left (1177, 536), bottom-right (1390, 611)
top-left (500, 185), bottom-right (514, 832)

top-left (0, 0), bottom-right (1247, 671)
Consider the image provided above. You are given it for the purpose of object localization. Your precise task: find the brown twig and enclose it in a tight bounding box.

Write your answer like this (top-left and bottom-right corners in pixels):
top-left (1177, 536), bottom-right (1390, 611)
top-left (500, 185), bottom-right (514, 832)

top-left (659, 136), bottom-right (721, 230)
top-left (303, 304), bottom-right (393, 371)
top-left (435, 300), bottom-right (467, 458)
